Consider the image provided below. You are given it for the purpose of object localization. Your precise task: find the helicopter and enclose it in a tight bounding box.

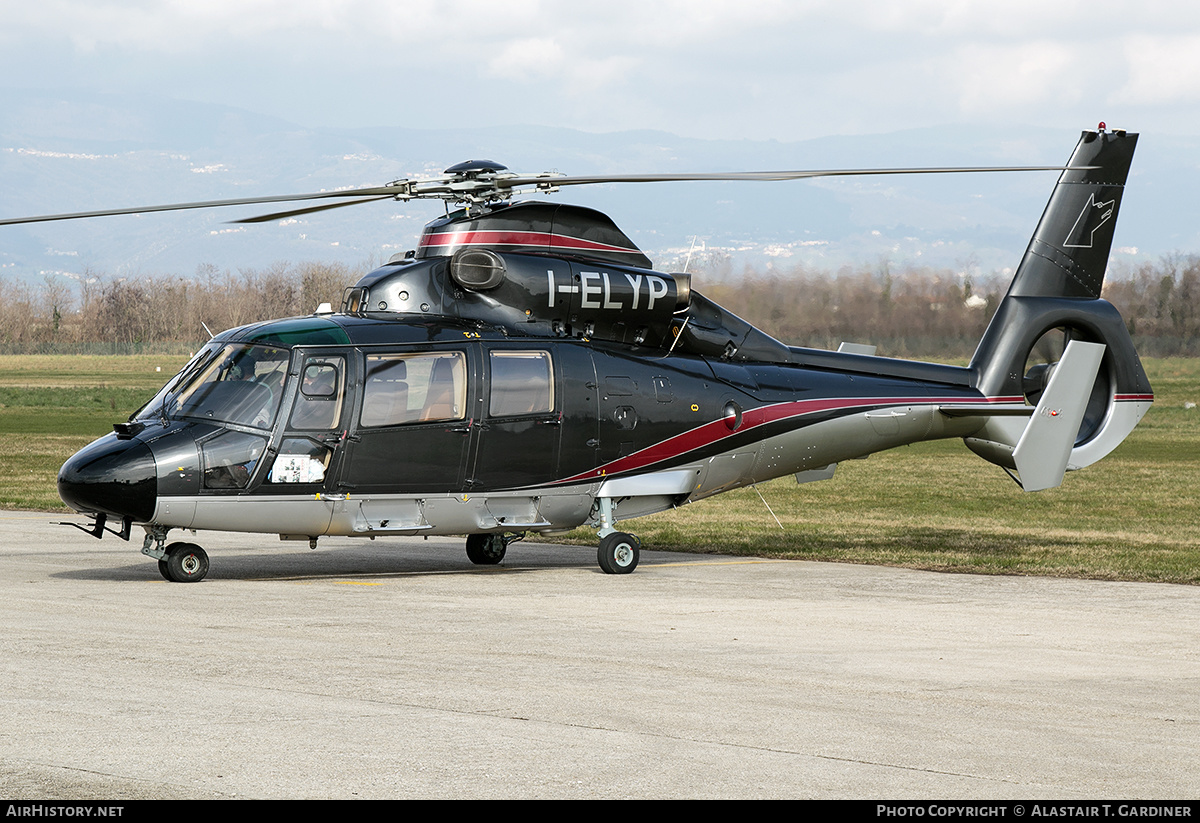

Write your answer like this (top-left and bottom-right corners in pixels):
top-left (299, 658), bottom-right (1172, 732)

top-left (9, 126), bottom-right (1151, 582)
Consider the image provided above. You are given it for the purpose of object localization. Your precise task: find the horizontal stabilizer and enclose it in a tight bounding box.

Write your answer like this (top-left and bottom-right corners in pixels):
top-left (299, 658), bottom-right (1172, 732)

top-left (1011, 340), bottom-right (1106, 491)
top-left (939, 403), bottom-right (1031, 418)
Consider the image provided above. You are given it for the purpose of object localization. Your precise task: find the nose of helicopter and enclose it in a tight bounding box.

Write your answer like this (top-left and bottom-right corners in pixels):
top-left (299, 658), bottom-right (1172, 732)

top-left (58, 434), bottom-right (158, 523)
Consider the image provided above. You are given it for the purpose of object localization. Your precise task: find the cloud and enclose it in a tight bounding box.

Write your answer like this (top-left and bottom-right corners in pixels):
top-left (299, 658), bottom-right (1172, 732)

top-left (5, 1), bottom-right (1200, 140)
top-left (948, 40), bottom-right (1087, 115)
top-left (1115, 34), bottom-right (1200, 105)
top-left (487, 38), bottom-right (568, 82)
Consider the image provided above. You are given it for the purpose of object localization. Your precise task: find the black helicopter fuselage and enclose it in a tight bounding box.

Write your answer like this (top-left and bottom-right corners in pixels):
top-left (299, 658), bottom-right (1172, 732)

top-left (55, 130), bottom-right (1154, 578)
top-left (57, 297), bottom-right (995, 542)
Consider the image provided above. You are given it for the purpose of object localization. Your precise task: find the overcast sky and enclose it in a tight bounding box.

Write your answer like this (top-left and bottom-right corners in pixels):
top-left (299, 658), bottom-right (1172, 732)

top-left (2, 0), bottom-right (1197, 142)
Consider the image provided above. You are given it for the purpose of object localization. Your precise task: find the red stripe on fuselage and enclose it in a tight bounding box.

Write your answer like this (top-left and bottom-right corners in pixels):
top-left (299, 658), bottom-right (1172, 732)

top-left (418, 230), bottom-right (643, 255)
top-left (555, 394), bottom-right (1021, 485)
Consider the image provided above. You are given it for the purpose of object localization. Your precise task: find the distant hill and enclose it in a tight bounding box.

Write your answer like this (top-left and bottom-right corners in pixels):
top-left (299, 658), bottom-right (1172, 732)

top-left (1, 90), bottom-right (1194, 284)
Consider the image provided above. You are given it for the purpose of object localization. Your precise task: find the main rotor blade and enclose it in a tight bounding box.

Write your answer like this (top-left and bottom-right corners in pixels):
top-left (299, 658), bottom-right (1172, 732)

top-left (500, 165), bottom-right (1093, 188)
top-left (228, 196), bottom-right (396, 224)
top-left (0, 185), bottom-right (406, 227)
top-left (0, 163), bottom-right (1096, 227)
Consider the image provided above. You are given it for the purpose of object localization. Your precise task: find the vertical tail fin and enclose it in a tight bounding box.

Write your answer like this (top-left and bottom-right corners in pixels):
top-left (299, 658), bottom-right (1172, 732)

top-left (1009, 128), bottom-right (1137, 301)
top-left (966, 129), bottom-right (1152, 480)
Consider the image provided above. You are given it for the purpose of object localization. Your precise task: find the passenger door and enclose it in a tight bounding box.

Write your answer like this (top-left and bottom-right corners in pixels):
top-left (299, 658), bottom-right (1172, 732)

top-left (468, 345), bottom-right (562, 491)
top-left (338, 346), bottom-right (476, 494)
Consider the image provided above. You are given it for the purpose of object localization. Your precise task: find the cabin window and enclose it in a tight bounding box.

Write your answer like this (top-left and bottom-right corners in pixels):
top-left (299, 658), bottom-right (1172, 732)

top-left (360, 351), bottom-right (467, 427)
top-left (489, 350), bottom-right (553, 417)
top-left (289, 356), bottom-right (345, 430)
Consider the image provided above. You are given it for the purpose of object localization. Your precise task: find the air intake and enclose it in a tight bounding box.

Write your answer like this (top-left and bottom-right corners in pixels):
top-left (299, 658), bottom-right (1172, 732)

top-left (450, 248), bottom-right (506, 290)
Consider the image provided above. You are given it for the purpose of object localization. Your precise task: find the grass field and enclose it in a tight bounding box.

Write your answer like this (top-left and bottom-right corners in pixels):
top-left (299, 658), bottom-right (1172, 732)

top-left (0, 354), bottom-right (190, 510)
top-left (2, 353), bottom-right (1196, 583)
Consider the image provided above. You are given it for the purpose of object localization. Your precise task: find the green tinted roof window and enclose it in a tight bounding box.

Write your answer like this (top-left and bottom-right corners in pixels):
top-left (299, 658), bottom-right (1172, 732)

top-left (244, 317), bottom-right (351, 346)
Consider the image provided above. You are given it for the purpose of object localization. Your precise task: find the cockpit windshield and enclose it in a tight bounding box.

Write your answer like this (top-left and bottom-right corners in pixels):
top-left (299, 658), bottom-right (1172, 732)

top-left (135, 343), bottom-right (290, 430)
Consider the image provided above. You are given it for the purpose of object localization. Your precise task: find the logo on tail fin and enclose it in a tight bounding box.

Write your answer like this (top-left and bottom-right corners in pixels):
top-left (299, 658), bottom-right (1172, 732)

top-left (1063, 193), bottom-right (1115, 248)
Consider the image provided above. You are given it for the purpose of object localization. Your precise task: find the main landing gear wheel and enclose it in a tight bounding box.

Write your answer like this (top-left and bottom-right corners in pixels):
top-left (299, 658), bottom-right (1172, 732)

top-left (162, 542), bottom-right (209, 583)
top-left (465, 533), bottom-right (507, 565)
top-left (597, 532), bottom-right (640, 574)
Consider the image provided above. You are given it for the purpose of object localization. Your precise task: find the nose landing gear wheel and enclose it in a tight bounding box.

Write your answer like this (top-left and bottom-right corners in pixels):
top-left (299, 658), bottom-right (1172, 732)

top-left (597, 532), bottom-right (640, 574)
top-left (163, 542), bottom-right (209, 583)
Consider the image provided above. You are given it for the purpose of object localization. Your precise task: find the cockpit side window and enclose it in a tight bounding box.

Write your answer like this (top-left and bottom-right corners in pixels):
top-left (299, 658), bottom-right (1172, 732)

top-left (289, 356), bottom-right (346, 430)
